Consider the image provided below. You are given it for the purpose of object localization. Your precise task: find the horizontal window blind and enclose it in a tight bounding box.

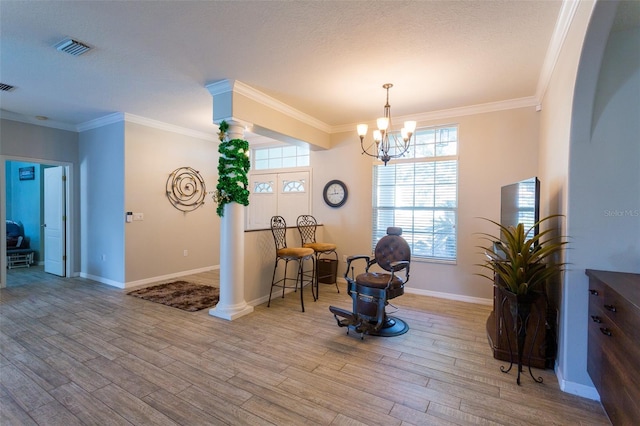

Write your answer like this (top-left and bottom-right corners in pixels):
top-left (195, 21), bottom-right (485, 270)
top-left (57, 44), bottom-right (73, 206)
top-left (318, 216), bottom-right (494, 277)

top-left (372, 125), bottom-right (458, 261)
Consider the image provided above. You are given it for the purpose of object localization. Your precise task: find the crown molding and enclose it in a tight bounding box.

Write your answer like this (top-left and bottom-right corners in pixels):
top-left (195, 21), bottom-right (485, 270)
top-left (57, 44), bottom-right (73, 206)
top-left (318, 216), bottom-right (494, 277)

top-left (76, 112), bottom-right (124, 131)
top-left (206, 79), bottom-right (332, 133)
top-left (122, 113), bottom-right (217, 141)
top-left (77, 112), bottom-right (217, 141)
top-left (331, 96), bottom-right (539, 134)
top-left (536, 0), bottom-right (581, 103)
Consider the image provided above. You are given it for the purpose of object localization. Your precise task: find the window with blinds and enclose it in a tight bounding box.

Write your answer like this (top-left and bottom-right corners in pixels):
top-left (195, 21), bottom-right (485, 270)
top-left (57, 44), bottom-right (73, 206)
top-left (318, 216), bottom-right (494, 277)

top-left (372, 125), bottom-right (458, 262)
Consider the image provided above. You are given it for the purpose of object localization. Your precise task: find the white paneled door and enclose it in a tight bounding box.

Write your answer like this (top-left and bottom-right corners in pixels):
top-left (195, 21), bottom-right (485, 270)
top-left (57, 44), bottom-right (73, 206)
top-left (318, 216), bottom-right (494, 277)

top-left (44, 166), bottom-right (65, 276)
top-left (247, 171), bottom-right (310, 229)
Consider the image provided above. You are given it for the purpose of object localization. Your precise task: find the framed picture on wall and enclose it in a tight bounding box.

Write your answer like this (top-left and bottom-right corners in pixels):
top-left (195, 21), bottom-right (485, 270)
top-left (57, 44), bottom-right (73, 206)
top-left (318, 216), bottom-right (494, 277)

top-left (19, 166), bottom-right (35, 180)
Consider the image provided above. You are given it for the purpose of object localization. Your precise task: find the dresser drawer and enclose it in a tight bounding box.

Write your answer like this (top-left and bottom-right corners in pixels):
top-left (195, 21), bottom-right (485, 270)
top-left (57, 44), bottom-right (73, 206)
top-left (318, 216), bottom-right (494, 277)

top-left (603, 286), bottom-right (640, 343)
top-left (598, 319), bottom-right (640, 425)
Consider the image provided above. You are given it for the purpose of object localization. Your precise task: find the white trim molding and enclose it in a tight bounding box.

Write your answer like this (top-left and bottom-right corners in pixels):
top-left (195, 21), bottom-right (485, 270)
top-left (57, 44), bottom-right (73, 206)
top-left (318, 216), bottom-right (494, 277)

top-left (77, 112), bottom-right (217, 141)
top-left (536, 0), bottom-right (582, 104)
top-left (206, 79), bottom-right (332, 134)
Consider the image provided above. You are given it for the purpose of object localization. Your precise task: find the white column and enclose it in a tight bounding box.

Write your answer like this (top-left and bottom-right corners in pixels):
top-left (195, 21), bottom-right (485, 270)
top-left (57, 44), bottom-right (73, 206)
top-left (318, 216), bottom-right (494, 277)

top-left (209, 120), bottom-right (253, 320)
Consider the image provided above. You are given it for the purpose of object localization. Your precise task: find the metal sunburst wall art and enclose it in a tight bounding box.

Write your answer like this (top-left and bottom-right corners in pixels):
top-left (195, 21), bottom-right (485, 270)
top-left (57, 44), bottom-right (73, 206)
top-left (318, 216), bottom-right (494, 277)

top-left (166, 166), bottom-right (206, 212)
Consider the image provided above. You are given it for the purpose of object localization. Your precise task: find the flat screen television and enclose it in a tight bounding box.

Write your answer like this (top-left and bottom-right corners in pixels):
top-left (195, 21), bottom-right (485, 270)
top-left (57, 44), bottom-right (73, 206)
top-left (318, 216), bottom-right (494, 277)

top-left (500, 177), bottom-right (540, 241)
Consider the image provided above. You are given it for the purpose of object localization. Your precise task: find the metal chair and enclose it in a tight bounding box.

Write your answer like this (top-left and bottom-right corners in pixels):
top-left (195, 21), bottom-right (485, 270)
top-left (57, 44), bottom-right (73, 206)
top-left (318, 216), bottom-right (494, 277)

top-left (268, 216), bottom-right (316, 312)
top-left (329, 227), bottom-right (410, 339)
top-left (296, 215), bottom-right (339, 295)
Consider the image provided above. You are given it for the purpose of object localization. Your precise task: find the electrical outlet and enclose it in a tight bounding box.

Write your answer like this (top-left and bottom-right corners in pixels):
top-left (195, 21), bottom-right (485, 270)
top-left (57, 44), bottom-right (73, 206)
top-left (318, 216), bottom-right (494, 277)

top-left (183, 250), bottom-right (188, 257)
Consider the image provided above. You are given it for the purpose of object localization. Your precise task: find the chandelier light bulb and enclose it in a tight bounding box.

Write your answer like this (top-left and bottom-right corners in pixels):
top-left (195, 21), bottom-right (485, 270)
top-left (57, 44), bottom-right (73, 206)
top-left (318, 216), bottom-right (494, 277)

top-left (377, 117), bottom-right (389, 131)
top-left (404, 120), bottom-right (417, 134)
top-left (357, 123), bottom-right (368, 137)
top-left (373, 129), bottom-right (382, 142)
top-left (401, 128), bottom-right (409, 140)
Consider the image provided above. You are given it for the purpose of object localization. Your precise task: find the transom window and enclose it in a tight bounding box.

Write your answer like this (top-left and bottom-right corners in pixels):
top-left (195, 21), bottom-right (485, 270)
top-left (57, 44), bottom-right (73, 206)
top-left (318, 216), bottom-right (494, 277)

top-left (372, 125), bottom-right (458, 262)
top-left (252, 145), bottom-right (309, 170)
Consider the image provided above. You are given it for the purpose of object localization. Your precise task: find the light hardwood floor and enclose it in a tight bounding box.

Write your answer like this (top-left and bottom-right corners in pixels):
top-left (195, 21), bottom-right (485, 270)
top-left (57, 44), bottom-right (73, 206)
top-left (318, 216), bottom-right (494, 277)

top-left (1, 267), bottom-right (610, 425)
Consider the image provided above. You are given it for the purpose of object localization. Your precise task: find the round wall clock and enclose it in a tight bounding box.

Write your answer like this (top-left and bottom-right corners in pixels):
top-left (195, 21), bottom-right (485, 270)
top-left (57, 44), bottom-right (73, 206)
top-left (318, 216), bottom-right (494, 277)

top-left (323, 180), bottom-right (348, 208)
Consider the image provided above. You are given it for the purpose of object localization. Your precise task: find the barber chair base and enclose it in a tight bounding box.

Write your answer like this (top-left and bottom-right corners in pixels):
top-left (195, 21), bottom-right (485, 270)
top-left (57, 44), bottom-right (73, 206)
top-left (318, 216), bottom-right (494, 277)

top-left (370, 316), bottom-right (409, 337)
top-left (329, 306), bottom-right (409, 339)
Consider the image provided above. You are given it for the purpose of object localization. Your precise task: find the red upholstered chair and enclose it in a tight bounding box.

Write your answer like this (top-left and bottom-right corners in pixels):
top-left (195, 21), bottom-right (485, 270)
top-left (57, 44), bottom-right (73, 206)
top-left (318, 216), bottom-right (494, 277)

top-left (330, 227), bottom-right (410, 339)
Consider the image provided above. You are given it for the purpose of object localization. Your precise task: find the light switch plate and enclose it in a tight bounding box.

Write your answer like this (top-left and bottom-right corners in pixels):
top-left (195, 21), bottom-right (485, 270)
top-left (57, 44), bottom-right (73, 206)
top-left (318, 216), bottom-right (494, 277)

top-left (133, 213), bottom-right (144, 221)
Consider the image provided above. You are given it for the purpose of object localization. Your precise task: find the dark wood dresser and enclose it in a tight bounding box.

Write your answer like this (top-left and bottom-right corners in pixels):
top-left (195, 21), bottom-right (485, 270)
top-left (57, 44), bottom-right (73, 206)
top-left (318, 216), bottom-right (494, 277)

top-left (586, 269), bottom-right (640, 425)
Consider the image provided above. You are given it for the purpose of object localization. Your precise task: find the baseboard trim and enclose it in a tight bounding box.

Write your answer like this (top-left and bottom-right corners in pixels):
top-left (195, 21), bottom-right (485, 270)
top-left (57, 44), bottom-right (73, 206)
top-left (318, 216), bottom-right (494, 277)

top-left (555, 362), bottom-right (601, 400)
top-left (404, 286), bottom-right (493, 306)
top-left (80, 265), bottom-right (220, 290)
top-left (79, 272), bottom-right (125, 289)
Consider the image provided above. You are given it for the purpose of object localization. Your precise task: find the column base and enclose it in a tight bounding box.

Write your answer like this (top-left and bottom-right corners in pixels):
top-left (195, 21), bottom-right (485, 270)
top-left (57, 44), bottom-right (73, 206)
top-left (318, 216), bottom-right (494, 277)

top-left (209, 301), bottom-right (254, 321)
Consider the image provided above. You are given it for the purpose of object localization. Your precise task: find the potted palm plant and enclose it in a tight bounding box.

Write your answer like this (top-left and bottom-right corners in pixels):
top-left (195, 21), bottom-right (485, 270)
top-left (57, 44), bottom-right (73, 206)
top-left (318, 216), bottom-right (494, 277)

top-left (477, 214), bottom-right (567, 384)
top-left (477, 215), bottom-right (567, 296)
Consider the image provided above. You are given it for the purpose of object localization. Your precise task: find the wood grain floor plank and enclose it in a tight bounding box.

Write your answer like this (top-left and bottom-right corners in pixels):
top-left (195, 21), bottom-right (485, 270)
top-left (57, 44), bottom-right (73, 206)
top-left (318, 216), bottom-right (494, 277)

top-left (390, 402), bottom-right (462, 426)
top-left (281, 365), bottom-right (395, 414)
top-left (112, 354), bottom-right (191, 395)
top-left (67, 330), bottom-right (129, 361)
top-left (142, 388), bottom-right (227, 425)
top-left (175, 384), bottom-right (273, 425)
top-left (0, 267), bottom-right (610, 425)
top-left (49, 382), bottom-right (134, 426)
top-left (276, 376), bottom-right (403, 426)
top-left (0, 395), bottom-right (38, 425)
top-left (11, 351), bottom-right (70, 391)
top-left (27, 399), bottom-right (85, 426)
top-left (84, 355), bottom-right (160, 398)
top-left (230, 373), bottom-right (338, 425)
top-left (159, 345), bottom-right (237, 382)
top-left (163, 359), bottom-right (252, 405)
top-left (92, 383), bottom-right (180, 425)
top-left (0, 363), bottom-right (56, 412)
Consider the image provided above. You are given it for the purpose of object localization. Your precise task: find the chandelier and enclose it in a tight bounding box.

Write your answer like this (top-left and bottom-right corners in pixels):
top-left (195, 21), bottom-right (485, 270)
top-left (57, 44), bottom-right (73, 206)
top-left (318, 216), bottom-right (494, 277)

top-left (357, 83), bottom-right (417, 166)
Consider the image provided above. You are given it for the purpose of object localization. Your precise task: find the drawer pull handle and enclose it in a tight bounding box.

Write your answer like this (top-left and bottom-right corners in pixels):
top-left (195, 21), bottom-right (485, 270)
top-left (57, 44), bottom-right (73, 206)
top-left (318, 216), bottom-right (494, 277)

top-left (591, 315), bottom-right (602, 323)
top-left (600, 327), bottom-right (612, 337)
top-left (604, 304), bottom-right (617, 312)
top-left (589, 289), bottom-right (599, 296)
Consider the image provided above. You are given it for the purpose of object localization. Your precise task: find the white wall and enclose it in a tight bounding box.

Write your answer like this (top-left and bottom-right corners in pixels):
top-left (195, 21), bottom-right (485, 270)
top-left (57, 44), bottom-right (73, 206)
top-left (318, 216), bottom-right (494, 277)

top-left (539, 0), bottom-right (640, 398)
top-left (124, 121), bottom-right (220, 284)
top-left (79, 122), bottom-right (126, 285)
top-left (312, 106), bottom-right (539, 302)
top-left (537, 1), bottom-right (596, 396)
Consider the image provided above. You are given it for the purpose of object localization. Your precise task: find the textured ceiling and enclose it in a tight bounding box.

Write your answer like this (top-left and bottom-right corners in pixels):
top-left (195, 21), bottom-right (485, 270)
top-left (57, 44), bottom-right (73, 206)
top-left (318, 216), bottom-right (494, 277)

top-left (1, 1), bottom-right (566, 137)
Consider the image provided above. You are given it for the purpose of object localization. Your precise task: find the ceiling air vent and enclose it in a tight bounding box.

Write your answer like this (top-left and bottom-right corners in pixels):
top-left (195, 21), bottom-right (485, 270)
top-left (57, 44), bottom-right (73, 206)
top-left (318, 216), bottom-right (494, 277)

top-left (0, 83), bottom-right (15, 92)
top-left (55, 38), bottom-right (91, 56)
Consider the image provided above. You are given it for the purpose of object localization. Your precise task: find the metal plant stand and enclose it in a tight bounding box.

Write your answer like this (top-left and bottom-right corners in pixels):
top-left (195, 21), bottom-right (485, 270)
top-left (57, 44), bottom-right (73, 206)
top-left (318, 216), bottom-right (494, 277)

top-left (498, 289), bottom-right (544, 385)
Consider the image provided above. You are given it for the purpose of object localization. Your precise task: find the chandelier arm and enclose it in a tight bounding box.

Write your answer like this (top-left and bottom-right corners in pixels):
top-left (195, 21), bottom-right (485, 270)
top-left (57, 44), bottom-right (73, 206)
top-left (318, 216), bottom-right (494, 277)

top-left (360, 137), bottom-right (382, 159)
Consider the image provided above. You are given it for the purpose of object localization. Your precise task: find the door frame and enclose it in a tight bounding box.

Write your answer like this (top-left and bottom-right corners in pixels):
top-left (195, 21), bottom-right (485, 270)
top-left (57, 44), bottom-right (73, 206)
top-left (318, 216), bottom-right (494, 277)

top-left (1, 156), bottom-right (74, 287)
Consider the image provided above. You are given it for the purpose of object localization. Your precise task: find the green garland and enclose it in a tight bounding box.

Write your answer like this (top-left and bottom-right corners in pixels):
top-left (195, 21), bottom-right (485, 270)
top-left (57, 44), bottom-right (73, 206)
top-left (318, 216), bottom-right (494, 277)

top-left (214, 121), bottom-right (251, 217)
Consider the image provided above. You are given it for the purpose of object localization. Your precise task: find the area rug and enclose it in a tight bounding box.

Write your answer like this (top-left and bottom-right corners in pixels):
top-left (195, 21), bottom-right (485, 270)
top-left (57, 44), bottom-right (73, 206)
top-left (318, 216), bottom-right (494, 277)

top-left (127, 281), bottom-right (219, 312)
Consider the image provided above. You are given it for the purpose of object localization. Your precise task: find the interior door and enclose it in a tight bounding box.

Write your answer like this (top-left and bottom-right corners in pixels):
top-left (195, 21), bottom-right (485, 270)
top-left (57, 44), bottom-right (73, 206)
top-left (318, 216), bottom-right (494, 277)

top-left (44, 166), bottom-right (65, 276)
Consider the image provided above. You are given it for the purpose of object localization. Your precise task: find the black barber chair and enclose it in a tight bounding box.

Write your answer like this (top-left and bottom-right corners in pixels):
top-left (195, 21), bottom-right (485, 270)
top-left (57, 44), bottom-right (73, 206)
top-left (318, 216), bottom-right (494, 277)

top-left (329, 227), bottom-right (410, 339)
